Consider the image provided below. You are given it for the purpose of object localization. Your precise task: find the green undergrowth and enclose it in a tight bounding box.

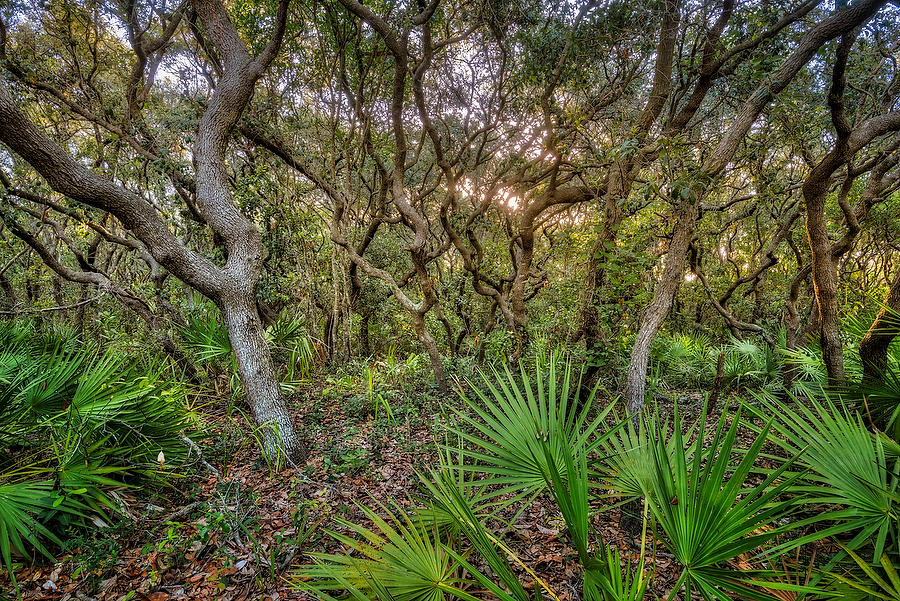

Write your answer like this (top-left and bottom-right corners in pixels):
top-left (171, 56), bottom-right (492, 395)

top-left (0, 320), bottom-right (201, 593)
top-left (295, 351), bottom-right (900, 601)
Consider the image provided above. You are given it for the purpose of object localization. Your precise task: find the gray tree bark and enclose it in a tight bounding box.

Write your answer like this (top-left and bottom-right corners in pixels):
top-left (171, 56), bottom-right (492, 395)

top-left (623, 200), bottom-right (698, 413)
top-left (0, 0), bottom-right (306, 464)
top-left (622, 0), bottom-right (890, 413)
top-left (860, 266), bottom-right (900, 381)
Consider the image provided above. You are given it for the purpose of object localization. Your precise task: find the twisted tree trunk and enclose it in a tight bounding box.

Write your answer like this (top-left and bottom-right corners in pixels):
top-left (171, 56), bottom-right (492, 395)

top-left (220, 295), bottom-right (304, 461)
top-left (623, 199), bottom-right (698, 413)
top-left (622, 0), bottom-right (889, 413)
top-left (860, 267), bottom-right (900, 381)
top-left (0, 0), bottom-right (307, 464)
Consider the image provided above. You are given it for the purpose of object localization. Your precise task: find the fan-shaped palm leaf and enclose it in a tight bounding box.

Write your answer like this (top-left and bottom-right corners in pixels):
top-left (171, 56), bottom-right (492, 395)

top-left (643, 405), bottom-right (804, 600)
top-left (296, 500), bottom-right (482, 601)
top-left (754, 393), bottom-right (899, 562)
top-left (446, 351), bottom-right (617, 501)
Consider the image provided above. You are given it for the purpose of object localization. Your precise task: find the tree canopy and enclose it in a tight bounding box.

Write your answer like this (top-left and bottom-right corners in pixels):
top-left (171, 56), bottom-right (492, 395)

top-left (3, 0), bottom-right (900, 598)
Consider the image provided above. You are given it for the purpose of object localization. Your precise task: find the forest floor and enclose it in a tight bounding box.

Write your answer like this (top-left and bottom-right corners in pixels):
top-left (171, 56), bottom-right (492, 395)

top-left (5, 386), bottom-right (730, 601)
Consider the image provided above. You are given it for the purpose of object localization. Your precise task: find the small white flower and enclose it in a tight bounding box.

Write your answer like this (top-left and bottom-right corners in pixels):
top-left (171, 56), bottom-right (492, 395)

top-left (157, 450), bottom-right (166, 465)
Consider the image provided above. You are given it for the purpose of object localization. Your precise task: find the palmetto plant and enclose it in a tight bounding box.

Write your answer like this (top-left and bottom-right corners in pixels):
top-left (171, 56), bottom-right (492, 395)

top-left (779, 342), bottom-right (830, 397)
top-left (179, 306), bottom-right (318, 390)
top-left (650, 332), bottom-right (784, 393)
top-left (642, 405), bottom-right (805, 601)
top-left (596, 414), bottom-right (697, 504)
top-left (0, 321), bottom-right (196, 592)
top-left (446, 349), bottom-right (618, 501)
top-left (542, 432), bottom-right (649, 601)
top-left (586, 543), bottom-right (649, 601)
top-left (755, 393), bottom-right (900, 562)
top-left (651, 331), bottom-right (716, 389)
top-left (178, 310), bottom-right (234, 365)
top-left (419, 466), bottom-right (542, 601)
top-left (828, 548), bottom-right (900, 601)
top-left (297, 466), bottom-right (552, 601)
top-left (296, 501), bottom-right (478, 601)
top-left (267, 313), bottom-right (318, 383)
top-left (778, 315), bottom-right (869, 397)
top-left (296, 352), bottom-right (648, 601)
top-left (779, 301), bottom-right (900, 441)
top-left (0, 479), bottom-right (73, 591)
top-left (721, 338), bottom-right (780, 391)
top-left (847, 368), bottom-right (900, 442)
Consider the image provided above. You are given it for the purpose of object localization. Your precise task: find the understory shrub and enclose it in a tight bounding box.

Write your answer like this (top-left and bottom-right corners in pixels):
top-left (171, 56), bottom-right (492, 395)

top-left (295, 352), bottom-right (900, 601)
top-left (0, 320), bottom-right (199, 591)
